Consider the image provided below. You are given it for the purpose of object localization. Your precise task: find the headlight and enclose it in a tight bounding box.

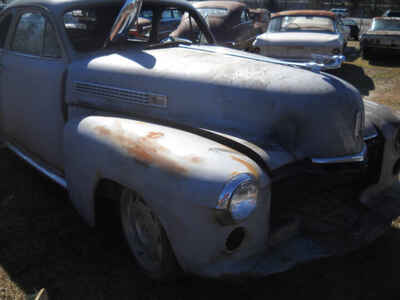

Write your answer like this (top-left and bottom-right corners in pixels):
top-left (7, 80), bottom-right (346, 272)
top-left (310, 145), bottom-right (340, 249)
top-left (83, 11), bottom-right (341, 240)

top-left (216, 173), bottom-right (258, 225)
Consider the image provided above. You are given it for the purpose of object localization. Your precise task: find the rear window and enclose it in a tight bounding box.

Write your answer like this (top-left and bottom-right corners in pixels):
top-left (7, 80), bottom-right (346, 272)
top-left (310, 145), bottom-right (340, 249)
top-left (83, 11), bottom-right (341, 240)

top-left (268, 16), bottom-right (335, 33)
top-left (371, 19), bottom-right (400, 31)
top-left (197, 7), bottom-right (228, 17)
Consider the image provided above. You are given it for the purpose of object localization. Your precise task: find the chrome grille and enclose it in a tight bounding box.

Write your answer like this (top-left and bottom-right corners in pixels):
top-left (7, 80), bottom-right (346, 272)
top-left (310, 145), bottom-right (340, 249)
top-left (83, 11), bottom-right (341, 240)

top-left (74, 81), bottom-right (168, 108)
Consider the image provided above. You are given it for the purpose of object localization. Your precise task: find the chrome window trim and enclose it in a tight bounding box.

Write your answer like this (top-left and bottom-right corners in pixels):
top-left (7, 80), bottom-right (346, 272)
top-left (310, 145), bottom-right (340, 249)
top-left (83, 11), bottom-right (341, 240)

top-left (311, 145), bottom-right (367, 164)
top-left (6, 142), bottom-right (67, 188)
top-left (363, 132), bottom-right (378, 141)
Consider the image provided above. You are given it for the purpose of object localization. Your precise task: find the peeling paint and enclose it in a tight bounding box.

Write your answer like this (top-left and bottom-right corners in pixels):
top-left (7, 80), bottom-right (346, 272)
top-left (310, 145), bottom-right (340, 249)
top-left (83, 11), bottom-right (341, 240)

top-left (94, 126), bottom-right (187, 174)
top-left (147, 132), bottom-right (165, 139)
top-left (231, 155), bottom-right (258, 177)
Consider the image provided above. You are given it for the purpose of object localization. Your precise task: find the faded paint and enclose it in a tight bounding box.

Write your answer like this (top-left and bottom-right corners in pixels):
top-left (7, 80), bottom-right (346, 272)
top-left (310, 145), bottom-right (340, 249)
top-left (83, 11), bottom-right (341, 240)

top-left (147, 132), bottom-right (165, 139)
top-left (271, 10), bottom-right (336, 19)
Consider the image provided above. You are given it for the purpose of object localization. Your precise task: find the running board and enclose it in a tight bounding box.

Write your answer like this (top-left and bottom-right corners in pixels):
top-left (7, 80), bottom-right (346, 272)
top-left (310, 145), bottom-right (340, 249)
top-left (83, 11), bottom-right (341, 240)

top-left (6, 142), bottom-right (67, 189)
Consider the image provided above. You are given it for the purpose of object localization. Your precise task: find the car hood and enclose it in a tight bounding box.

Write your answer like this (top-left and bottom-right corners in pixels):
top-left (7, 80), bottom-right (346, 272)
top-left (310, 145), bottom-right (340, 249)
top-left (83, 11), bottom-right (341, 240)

top-left (67, 45), bottom-right (364, 165)
top-left (254, 32), bottom-right (341, 47)
top-left (365, 30), bottom-right (400, 36)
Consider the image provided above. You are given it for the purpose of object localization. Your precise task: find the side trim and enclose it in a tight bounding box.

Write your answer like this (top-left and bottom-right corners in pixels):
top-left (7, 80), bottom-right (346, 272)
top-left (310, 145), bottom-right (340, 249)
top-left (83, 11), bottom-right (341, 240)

top-left (311, 145), bottom-right (367, 164)
top-left (6, 142), bottom-right (67, 188)
top-left (363, 132), bottom-right (378, 141)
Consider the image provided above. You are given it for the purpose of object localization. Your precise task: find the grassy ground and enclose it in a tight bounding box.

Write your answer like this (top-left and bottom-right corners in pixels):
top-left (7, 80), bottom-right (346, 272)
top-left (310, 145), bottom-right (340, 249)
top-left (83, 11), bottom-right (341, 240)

top-left (1, 43), bottom-right (400, 299)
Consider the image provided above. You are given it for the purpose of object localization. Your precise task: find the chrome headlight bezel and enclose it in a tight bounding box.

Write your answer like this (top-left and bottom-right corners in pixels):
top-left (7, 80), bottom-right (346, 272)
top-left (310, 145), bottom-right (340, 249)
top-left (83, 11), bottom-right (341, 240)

top-left (216, 173), bottom-right (258, 225)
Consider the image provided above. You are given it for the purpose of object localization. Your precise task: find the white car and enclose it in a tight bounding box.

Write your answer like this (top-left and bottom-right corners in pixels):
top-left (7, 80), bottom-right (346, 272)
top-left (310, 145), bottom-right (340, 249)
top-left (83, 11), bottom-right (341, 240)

top-left (253, 10), bottom-right (346, 69)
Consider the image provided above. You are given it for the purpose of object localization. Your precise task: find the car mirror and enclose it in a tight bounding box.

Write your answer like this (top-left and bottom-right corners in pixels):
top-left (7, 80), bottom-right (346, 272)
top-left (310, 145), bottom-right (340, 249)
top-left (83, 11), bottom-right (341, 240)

top-left (104, 0), bottom-right (143, 47)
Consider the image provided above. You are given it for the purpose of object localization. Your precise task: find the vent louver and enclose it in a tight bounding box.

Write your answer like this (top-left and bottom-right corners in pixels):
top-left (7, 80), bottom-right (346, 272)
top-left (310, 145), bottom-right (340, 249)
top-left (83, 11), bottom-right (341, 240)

top-left (74, 81), bottom-right (167, 108)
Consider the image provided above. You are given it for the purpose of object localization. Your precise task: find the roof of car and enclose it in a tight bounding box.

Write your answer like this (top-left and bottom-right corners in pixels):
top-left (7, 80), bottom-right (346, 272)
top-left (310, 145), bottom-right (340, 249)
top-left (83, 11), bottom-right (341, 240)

top-left (271, 10), bottom-right (336, 18)
top-left (6, 0), bottom-right (195, 15)
top-left (192, 1), bottom-right (245, 11)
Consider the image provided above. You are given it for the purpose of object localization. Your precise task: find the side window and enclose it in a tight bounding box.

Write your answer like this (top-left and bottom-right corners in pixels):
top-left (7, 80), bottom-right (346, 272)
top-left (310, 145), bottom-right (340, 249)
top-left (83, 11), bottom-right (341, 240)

top-left (12, 11), bottom-right (61, 57)
top-left (43, 22), bottom-right (61, 58)
top-left (12, 12), bottom-right (45, 55)
top-left (0, 14), bottom-right (12, 49)
top-left (240, 9), bottom-right (249, 23)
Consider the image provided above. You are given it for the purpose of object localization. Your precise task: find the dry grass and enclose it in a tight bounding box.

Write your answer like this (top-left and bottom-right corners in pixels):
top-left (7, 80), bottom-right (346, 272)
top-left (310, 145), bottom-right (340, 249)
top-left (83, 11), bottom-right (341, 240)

top-left (1, 43), bottom-right (400, 299)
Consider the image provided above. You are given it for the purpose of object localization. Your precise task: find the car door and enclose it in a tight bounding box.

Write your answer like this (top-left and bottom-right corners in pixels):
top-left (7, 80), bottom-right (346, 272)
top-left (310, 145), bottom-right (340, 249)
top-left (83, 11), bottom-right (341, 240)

top-left (0, 10), bottom-right (14, 133)
top-left (0, 8), bottom-right (66, 171)
top-left (233, 8), bottom-right (254, 49)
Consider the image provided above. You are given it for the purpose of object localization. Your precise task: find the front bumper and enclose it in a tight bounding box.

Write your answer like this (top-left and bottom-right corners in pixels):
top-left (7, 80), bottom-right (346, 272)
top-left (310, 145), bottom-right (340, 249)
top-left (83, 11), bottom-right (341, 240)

top-left (200, 182), bottom-right (400, 279)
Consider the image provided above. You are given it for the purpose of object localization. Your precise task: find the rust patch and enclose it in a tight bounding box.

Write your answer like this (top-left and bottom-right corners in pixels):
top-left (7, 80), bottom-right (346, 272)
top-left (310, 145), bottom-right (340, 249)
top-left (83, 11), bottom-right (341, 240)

top-left (189, 156), bottom-right (203, 164)
top-left (231, 171), bottom-right (241, 177)
top-left (94, 126), bottom-right (112, 137)
top-left (146, 132), bottom-right (164, 139)
top-left (94, 126), bottom-right (187, 174)
top-left (231, 156), bottom-right (258, 177)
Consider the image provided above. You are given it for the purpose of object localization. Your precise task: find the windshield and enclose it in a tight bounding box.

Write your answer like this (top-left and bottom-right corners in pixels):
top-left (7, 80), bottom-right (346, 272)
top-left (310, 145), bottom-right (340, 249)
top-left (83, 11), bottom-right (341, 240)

top-left (371, 19), bottom-right (400, 31)
top-left (64, 4), bottom-right (211, 52)
top-left (268, 16), bottom-right (335, 33)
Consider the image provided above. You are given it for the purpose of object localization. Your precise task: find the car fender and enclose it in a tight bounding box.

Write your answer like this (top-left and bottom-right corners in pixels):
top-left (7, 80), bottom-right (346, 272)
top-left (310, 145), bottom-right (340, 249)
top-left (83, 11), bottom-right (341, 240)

top-left (64, 115), bottom-right (271, 271)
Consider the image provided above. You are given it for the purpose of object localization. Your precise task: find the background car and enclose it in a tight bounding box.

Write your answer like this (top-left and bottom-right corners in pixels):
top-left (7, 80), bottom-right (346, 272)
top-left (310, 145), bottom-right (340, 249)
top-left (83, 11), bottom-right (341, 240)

top-left (173, 1), bottom-right (265, 50)
top-left (360, 17), bottom-right (400, 59)
top-left (342, 18), bottom-right (360, 40)
top-left (383, 10), bottom-right (400, 18)
top-left (253, 10), bottom-right (346, 68)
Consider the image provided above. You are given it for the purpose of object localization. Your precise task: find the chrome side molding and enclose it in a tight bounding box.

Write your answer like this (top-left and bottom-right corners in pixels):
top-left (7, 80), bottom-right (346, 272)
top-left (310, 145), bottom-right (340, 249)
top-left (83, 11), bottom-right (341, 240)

top-left (6, 142), bottom-right (67, 188)
top-left (311, 145), bottom-right (367, 164)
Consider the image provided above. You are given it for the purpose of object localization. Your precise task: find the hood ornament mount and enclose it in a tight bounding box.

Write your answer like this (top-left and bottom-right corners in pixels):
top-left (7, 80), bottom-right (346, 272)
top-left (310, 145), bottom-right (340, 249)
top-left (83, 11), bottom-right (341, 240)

top-left (104, 0), bottom-right (143, 48)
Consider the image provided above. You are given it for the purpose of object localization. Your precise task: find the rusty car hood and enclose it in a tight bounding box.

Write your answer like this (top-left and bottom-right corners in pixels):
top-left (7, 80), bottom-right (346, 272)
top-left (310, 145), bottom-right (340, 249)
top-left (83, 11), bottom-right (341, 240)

top-left (66, 45), bottom-right (364, 166)
top-left (254, 32), bottom-right (341, 47)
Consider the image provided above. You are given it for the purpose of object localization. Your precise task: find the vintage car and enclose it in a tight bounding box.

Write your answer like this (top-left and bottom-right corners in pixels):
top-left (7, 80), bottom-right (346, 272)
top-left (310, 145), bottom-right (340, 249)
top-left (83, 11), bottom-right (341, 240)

top-left (252, 10), bottom-right (347, 69)
top-left (172, 1), bottom-right (266, 50)
top-left (360, 17), bottom-right (400, 59)
top-left (1, 0), bottom-right (400, 280)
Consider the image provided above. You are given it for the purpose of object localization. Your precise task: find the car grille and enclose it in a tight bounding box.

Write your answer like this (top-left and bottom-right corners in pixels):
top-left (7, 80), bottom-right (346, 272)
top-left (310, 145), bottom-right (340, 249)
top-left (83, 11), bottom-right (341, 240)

top-left (270, 134), bottom-right (385, 234)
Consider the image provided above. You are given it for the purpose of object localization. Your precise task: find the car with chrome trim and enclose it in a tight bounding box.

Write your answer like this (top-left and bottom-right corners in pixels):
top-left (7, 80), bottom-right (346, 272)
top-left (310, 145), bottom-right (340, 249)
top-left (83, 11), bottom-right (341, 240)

top-left (0, 0), bottom-right (400, 280)
top-left (252, 10), bottom-right (347, 69)
top-left (360, 17), bottom-right (400, 59)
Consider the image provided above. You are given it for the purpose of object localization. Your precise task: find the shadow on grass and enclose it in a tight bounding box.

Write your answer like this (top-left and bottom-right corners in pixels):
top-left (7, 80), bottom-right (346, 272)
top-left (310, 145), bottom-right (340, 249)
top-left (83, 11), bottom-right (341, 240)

top-left (368, 56), bottom-right (400, 68)
top-left (327, 63), bottom-right (375, 96)
top-left (1, 149), bottom-right (400, 300)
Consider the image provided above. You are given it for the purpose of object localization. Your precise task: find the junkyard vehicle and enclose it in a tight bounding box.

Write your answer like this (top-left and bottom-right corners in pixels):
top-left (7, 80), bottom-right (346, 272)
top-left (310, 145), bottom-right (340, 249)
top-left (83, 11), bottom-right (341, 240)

top-left (383, 10), bottom-right (400, 18)
top-left (342, 18), bottom-right (360, 40)
top-left (1, 0), bottom-right (400, 280)
top-left (253, 10), bottom-right (346, 69)
top-left (360, 17), bottom-right (400, 59)
top-left (173, 1), bottom-right (265, 50)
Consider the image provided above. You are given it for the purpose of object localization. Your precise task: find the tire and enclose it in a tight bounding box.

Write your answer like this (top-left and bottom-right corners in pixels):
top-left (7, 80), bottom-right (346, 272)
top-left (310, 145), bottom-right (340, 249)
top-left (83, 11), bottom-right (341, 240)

top-left (120, 188), bottom-right (179, 280)
top-left (361, 47), bottom-right (370, 60)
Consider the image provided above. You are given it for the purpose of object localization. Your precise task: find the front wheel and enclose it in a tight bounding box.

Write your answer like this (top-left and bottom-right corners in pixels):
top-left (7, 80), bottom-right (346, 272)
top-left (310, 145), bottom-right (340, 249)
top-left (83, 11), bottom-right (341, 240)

top-left (120, 189), bottom-right (179, 280)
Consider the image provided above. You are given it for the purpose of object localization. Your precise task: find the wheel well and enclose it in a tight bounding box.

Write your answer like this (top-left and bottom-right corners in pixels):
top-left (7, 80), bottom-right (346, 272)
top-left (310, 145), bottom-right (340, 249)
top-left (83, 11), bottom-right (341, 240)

top-left (94, 179), bottom-right (123, 233)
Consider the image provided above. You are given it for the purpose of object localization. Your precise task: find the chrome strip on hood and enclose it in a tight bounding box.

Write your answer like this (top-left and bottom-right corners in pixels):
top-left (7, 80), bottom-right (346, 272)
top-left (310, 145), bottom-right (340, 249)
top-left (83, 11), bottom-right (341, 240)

top-left (179, 44), bottom-right (345, 71)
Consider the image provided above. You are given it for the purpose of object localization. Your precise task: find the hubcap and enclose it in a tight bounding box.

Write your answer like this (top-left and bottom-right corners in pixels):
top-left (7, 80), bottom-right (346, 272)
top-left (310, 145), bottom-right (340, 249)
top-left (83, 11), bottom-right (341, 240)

top-left (121, 190), bottom-right (163, 272)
